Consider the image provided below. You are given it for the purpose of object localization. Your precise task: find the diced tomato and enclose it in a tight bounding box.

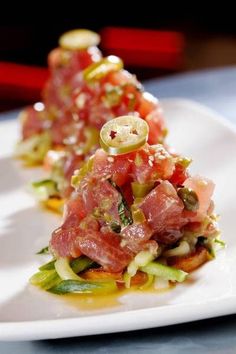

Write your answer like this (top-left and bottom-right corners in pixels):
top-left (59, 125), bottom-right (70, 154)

top-left (169, 163), bottom-right (189, 185)
top-left (145, 108), bottom-right (167, 144)
top-left (132, 145), bottom-right (174, 184)
top-left (184, 176), bottom-right (215, 221)
top-left (138, 92), bottom-right (158, 118)
top-left (121, 84), bottom-right (142, 111)
top-left (103, 70), bottom-right (138, 87)
top-left (93, 149), bottom-right (133, 186)
top-left (139, 181), bottom-right (184, 233)
top-left (48, 47), bottom-right (101, 78)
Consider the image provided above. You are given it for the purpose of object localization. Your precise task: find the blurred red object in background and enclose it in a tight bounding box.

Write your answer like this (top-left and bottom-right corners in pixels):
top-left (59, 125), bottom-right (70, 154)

top-left (0, 27), bottom-right (185, 110)
top-left (0, 62), bottom-right (48, 103)
top-left (100, 27), bottom-right (185, 69)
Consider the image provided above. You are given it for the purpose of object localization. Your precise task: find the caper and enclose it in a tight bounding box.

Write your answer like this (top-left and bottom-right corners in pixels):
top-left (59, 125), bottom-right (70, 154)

top-left (110, 222), bottom-right (121, 233)
top-left (177, 187), bottom-right (199, 212)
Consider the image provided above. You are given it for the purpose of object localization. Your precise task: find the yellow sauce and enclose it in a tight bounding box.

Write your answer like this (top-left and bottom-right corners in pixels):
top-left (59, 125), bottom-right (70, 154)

top-left (59, 285), bottom-right (175, 312)
top-left (41, 199), bottom-right (64, 215)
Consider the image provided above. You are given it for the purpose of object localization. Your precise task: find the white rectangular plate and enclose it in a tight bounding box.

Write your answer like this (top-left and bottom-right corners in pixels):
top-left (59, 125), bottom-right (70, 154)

top-left (0, 99), bottom-right (236, 341)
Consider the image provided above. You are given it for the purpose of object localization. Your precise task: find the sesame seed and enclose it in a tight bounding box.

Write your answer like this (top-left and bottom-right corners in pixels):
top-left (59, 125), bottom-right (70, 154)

top-left (120, 239), bottom-right (128, 247)
top-left (148, 160), bottom-right (153, 167)
top-left (75, 93), bottom-right (86, 109)
top-left (158, 155), bottom-right (166, 160)
top-left (107, 156), bottom-right (114, 163)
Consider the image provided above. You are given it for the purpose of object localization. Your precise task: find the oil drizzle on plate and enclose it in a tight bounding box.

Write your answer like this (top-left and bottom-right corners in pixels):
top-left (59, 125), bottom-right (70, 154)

top-left (60, 285), bottom-right (175, 312)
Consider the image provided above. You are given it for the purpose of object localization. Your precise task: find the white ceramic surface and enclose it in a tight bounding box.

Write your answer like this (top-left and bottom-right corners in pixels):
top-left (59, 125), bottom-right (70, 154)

top-left (0, 99), bottom-right (235, 341)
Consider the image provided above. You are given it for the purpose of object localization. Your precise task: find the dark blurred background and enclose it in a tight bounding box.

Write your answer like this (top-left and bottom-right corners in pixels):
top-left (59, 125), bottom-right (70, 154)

top-left (1, 3), bottom-right (236, 110)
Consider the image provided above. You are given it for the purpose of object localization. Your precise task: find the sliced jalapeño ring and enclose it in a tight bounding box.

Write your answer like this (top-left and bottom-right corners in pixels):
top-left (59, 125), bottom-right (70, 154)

top-left (83, 56), bottom-right (123, 82)
top-left (100, 116), bottom-right (149, 155)
top-left (59, 29), bottom-right (100, 50)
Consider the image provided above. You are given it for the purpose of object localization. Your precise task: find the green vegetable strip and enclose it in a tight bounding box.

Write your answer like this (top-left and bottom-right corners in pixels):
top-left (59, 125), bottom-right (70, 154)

top-left (39, 259), bottom-right (56, 270)
top-left (30, 256), bottom-right (96, 292)
top-left (70, 256), bottom-right (95, 273)
top-left (214, 239), bottom-right (225, 247)
top-left (118, 200), bottom-right (132, 226)
top-left (36, 246), bottom-right (49, 255)
top-left (48, 279), bottom-right (117, 295)
top-left (29, 270), bottom-right (60, 290)
top-left (140, 262), bottom-right (188, 282)
top-left (55, 258), bottom-right (83, 281)
top-left (31, 179), bottom-right (59, 201)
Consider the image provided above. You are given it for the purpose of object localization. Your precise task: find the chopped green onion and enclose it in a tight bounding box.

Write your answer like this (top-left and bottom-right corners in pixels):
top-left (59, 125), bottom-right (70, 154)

top-left (208, 236), bottom-right (225, 258)
top-left (131, 182), bottom-right (154, 198)
top-left (48, 279), bottom-right (117, 295)
top-left (71, 156), bottom-right (94, 188)
top-left (140, 262), bottom-right (188, 282)
top-left (104, 85), bottom-right (123, 107)
top-left (15, 131), bottom-right (51, 165)
top-left (39, 259), bottom-right (56, 271)
top-left (131, 208), bottom-right (146, 223)
top-left (36, 246), bottom-right (49, 255)
top-left (176, 157), bottom-right (192, 168)
top-left (214, 238), bottom-right (226, 247)
top-left (82, 127), bottom-right (100, 154)
top-left (31, 179), bottom-right (58, 201)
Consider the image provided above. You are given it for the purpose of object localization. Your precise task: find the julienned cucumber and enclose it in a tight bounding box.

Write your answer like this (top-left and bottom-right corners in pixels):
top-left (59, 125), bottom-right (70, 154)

top-left (49, 279), bottom-right (117, 295)
top-left (30, 256), bottom-right (96, 292)
top-left (140, 262), bottom-right (188, 282)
